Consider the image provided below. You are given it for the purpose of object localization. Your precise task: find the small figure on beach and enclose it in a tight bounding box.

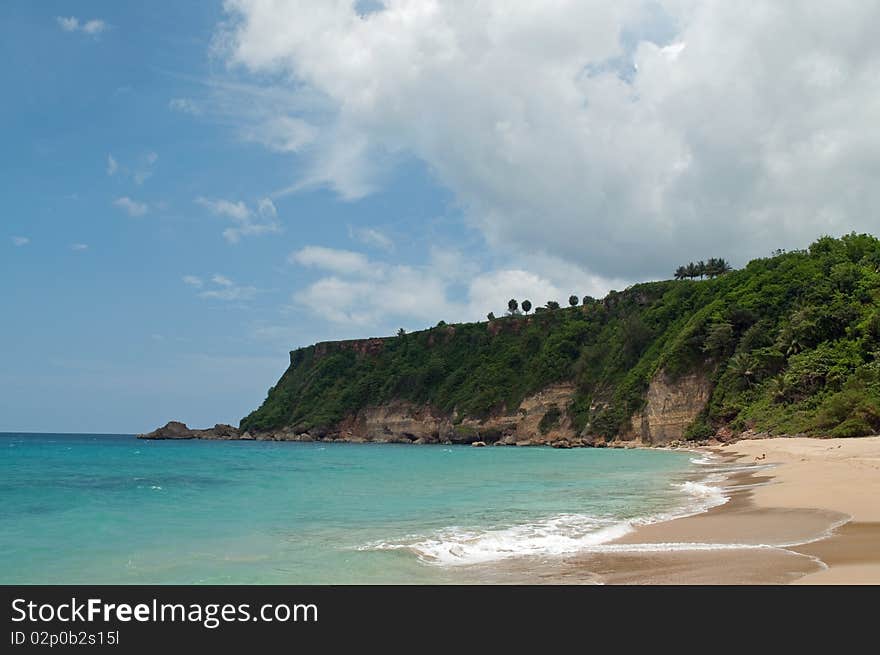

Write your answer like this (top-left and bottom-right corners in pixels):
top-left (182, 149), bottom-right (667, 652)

top-left (754, 453), bottom-right (766, 462)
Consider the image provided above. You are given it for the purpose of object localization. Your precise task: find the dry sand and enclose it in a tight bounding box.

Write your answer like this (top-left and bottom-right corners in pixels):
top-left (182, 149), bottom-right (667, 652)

top-left (560, 436), bottom-right (880, 584)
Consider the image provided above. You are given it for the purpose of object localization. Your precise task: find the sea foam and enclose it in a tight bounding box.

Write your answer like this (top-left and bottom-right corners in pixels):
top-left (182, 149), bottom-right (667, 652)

top-left (362, 470), bottom-right (733, 566)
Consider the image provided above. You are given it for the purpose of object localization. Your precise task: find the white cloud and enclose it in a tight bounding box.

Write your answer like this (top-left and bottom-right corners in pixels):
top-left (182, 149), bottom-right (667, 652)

top-left (220, 1), bottom-right (880, 279)
top-left (349, 225), bottom-right (393, 251)
top-left (168, 98), bottom-right (202, 116)
top-left (196, 274), bottom-right (259, 302)
top-left (57, 17), bottom-right (79, 32)
top-left (11, 236), bottom-right (29, 247)
top-left (113, 196), bottom-right (148, 217)
top-left (106, 154), bottom-right (118, 176)
top-left (70, 243), bottom-right (88, 251)
top-left (57, 16), bottom-right (107, 35)
top-left (182, 275), bottom-right (204, 288)
top-left (288, 244), bottom-right (619, 328)
top-left (196, 196), bottom-right (251, 221)
top-left (195, 196), bottom-right (281, 243)
top-left (82, 20), bottom-right (107, 35)
top-left (242, 115), bottom-right (317, 153)
top-left (290, 246), bottom-right (372, 276)
top-left (257, 197), bottom-right (277, 218)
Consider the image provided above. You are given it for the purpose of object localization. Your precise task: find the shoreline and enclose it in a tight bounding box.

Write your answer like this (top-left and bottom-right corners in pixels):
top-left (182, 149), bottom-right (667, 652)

top-left (569, 436), bottom-right (880, 584)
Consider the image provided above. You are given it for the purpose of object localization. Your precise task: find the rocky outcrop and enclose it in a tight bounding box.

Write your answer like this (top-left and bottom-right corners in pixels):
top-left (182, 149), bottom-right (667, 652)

top-left (140, 373), bottom-right (712, 447)
top-left (137, 421), bottom-right (240, 440)
top-left (622, 369), bottom-right (712, 445)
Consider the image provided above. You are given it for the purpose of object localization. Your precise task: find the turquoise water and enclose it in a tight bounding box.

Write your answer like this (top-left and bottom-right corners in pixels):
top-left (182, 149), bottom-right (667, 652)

top-left (0, 433), bottom-right (715, 584)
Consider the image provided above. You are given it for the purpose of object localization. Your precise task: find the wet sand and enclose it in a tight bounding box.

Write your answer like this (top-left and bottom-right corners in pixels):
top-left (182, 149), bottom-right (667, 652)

top-left (568, 436), bottom-right (880, 584)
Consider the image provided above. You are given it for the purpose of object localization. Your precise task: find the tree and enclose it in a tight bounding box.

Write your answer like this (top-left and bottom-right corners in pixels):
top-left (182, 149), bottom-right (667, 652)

top-left (487, 312), bottom-right (495, 321)
top-left (508, 298), bottom-right (518, 314)
top-left (697, 260), bottom-right (707, 279)
top-left (674, 265), bottom-right (687, 280)
top-left (716, 258), bottom-right (732, 275)
top-left (702, 322), bottom-right (734, 356)
top-left (685, 262), bottom-right (699, 279)
top-left (582, 295), bottom-right (595, 305)
top-left (569, 295), bottom-right (578, 307)
top-left (521, 300), bottom-right (532, 314)
top-left (397, 328), bottom-right (406, 337)
top-left (546, 300), bottom-right (560, 310)
top-left (704, 258), bottom-right (718, 278)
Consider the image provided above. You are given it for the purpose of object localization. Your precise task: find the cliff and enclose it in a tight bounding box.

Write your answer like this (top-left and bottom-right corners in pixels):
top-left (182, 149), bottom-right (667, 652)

top-left (142, 233), bottom-right (880, 446)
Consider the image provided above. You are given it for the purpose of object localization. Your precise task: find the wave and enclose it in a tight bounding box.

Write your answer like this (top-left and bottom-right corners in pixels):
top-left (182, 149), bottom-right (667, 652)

top-left (362, 514), bottom-right (636, 566)
top-left (361, 471), bottom-right (735, 566)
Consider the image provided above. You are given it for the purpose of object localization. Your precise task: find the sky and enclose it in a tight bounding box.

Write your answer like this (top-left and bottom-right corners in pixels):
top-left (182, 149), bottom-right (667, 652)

top-left (3, 1), bottom-right (880, 432)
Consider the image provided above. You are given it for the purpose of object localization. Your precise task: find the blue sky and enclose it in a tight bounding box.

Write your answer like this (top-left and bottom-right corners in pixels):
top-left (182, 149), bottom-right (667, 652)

top-left (1, 2), bottom-right (467, 432)
top-left (4, 1), bottom-right (879, 432)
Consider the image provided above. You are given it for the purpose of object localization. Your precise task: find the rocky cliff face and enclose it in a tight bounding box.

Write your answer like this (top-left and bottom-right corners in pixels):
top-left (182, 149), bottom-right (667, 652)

top-left (139, 373), bottom-right (714, 447)
top-left (235, 384), bottom-right (582, 447)
top-left (622, 369), bottom-right (712, 445)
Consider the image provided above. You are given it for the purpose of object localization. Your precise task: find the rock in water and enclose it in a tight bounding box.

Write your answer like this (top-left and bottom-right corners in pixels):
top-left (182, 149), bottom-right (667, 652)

top-left (137, 421), bottom-right (240, 440)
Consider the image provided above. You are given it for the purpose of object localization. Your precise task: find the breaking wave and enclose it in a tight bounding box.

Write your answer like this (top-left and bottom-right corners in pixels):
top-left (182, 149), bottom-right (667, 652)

top-left (361, 468), bottom-right (734, 566)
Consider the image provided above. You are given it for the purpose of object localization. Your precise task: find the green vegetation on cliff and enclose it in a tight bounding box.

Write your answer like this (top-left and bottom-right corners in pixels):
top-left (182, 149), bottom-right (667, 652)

top-left (241, 234), bottom-right (880, 440)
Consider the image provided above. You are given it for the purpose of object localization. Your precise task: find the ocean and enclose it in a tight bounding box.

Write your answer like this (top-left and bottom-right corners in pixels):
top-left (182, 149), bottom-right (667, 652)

top-left (0, 433), bottom-right (726, 584)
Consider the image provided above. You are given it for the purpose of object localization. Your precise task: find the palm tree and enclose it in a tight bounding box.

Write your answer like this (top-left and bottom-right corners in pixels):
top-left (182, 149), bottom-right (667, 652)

top-left (521, 299), bottom-right (532, 314)
top-left (568, 295), bottom-right (578, 307)
top-left (716, 258), bottom-right (732, 275)
top-left (704, 258), bottom-right (719, 278)
top-left (697, 260), bottom-right (707, 279)
top-left (685, 262), bottom-right (699, 279)
top-left (674, 265), bottom-right (687, 280)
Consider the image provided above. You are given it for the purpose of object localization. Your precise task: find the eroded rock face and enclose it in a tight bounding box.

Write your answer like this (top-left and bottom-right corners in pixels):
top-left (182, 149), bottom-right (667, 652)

top-left (137, 421), bottom-right (240, 440)
top-left (623, 369), bottom-right (712, 445)
top-left (141, 373), bottom-right (711, 447)
top-left (248, 384), bottom-right (582, 446)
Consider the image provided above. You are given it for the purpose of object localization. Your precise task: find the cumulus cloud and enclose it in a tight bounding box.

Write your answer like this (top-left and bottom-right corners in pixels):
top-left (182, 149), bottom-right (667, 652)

top-left (288, 244), bottom-right (617, 328)
top-left (11, 236), bottom-right (30, 247)
top-left (57, 17), bottom-right (107, 35)
top-left (113, 196), bottom-right (148, 217)
top-left (182, 275), bottom-right (203, 288)
top-left (69, 243), bottom-right (89, 251)
top-left (106, 154), bottom-right (118, 176)
top-left (220, 1), bottom-right (880, 279)
top-left (195, 196), bottom-right (281, 243)
top-left (290, 246), bottom-right (372, 276)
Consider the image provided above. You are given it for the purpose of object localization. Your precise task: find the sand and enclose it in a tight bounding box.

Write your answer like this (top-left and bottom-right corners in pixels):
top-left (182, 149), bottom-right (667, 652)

top-left (560, 436), bottom-right (880, 584)
top-left (719, 436), bottom-right (880, 584)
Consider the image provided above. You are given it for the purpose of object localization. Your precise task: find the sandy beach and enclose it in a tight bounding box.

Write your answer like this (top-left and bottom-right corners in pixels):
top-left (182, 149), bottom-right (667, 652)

top-left (561, 436), bottom-right (880, 584)
top-left (720, 436), bottom-right (880, 584)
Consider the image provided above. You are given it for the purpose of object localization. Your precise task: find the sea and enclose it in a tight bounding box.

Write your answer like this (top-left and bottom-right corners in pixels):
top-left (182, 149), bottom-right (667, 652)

top-left (0, 433), bottom-right (729, 584)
